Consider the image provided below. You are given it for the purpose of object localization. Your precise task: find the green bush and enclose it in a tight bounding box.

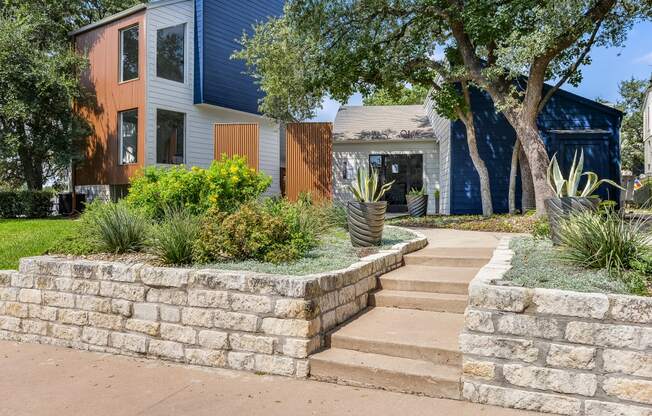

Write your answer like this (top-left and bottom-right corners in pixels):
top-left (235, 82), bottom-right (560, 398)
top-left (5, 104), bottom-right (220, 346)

top-left (146, 207), bottom-right (200, 265)
top-left (194, 202), bottom-right (302, 264)
top-left (531, 215), bottom-right (550, 239)
top-left (127, 155), bottom-right (271, 218)
top-left (0, 190), bottom-right (53, 218)
top-left (558, 210), bottom-right (651, 274)
top-left (84, 201), bottom-right (149, 254)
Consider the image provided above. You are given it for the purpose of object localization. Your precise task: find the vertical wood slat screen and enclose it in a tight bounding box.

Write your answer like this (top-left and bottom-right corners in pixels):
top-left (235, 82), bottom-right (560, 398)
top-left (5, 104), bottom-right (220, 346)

top-left (214, 123), bottom-right (260, 169)
top-left (285, 122), bottom-right (333, 201)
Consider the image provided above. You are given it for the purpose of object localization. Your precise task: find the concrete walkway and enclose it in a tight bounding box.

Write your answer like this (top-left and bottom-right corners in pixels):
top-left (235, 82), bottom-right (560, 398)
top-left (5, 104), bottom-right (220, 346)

top-left (0, 341), bottom-right (542, 416)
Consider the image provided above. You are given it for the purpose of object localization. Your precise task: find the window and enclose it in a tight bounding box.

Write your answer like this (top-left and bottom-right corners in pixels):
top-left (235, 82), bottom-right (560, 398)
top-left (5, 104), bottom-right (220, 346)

top-left (118, 110), bottom-right (138, 165)
top-left (119, 25), bottom-right (139, 82)
top-left (156, 24), bottom-right (185, 82)
top-left (156, 109), bottom-right (185, 164)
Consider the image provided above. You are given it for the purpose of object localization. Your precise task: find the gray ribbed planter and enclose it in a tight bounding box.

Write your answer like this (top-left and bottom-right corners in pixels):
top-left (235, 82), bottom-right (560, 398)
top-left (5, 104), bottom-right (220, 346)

top-left (544, 197), bottom-right (599, 245)
top-left (347, 201), bottom-right (387, 247)
top-left (406, 195), bottom-right (428, 217)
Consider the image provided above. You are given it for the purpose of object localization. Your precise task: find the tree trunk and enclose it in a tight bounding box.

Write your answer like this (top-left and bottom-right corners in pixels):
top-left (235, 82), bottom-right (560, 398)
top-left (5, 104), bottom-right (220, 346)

top-left (463, 116), bottom-right (493, 217)
top-left (508, 139), bottom-right (520, 214)
top-left (519, 146), bottom-right (536, 213)
top-left (18, 146), bottom-right (44, 190)
top-left (503, 112), bottom-right (553, 216)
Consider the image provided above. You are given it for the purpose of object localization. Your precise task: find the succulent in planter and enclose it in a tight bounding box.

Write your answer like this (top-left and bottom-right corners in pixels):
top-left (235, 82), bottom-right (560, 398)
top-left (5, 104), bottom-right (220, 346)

top-left (347, 168), bottom-right (394, 247)
top-left (406, 186), bottom-right (428, 217)
top-left (545, 150), bottom-right (623, 244)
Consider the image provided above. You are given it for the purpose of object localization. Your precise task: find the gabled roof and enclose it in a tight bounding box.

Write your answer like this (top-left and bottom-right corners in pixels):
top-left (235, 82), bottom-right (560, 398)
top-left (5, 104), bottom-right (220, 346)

top-left (333, 105), bottom-right (444, 142)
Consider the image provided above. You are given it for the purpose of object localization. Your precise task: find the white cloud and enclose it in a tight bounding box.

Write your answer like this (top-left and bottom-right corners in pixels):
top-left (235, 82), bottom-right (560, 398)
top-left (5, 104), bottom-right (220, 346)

top-left (633, 51), bottom-right (652, 64)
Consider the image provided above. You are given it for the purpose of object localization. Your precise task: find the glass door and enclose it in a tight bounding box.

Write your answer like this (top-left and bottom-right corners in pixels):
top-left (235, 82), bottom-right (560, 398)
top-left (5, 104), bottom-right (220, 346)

top-left (369, 154), bottom-right (423, 212)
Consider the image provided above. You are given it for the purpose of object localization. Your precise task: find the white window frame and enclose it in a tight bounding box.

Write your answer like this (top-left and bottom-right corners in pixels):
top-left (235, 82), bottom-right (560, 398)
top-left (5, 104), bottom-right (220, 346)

top-left (155, 23), bottom-right (188, 85)
top-left (119, 24), bottom-right (139, 83)
top-left (155, 108), bottom-right (187, 165)
top-left (118, 109), bottom-right (138, 166)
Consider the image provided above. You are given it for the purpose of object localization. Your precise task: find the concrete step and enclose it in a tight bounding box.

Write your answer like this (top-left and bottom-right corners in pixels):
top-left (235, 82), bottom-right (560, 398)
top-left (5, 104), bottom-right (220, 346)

top-left (370, 290), bottom-right (468, 314)
top-left (310, 348), bottom-right (461, 399)
top-left (330, 307), bottom-right (463, 365)
top-left (378, 265), bottom-right (477, 294)
top-left (403, 247), bottom-right (493, 268)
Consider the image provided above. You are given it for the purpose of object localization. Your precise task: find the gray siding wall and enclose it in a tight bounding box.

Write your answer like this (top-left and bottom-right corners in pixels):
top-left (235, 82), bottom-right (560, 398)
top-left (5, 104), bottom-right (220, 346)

top-left (332, 141), bottom-right (440, 214)
top-left (145, 1), bottom-right (280, 194)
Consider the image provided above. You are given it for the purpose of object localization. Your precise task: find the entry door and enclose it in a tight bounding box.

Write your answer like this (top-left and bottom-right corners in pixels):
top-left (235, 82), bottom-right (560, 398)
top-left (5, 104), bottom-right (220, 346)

top-left (369, 154), bottom-right (424, 212)
top-left (557, 136), bottom-right (611, 200)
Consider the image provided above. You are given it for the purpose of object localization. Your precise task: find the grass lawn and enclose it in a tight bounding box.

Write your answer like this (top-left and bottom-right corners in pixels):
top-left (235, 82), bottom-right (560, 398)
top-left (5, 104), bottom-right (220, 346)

top-left (0, 218), bottom-right (80, 270)
top-left (201, 226), bottom-right (417, 276)
top-left (503, 237), bottom-right (643, 295)
top-left (388, 213), bottom-right (541, 233)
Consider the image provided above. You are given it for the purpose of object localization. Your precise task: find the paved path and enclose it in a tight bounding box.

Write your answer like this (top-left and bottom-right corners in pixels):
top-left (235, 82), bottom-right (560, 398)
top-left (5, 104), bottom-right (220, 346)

top-left (0, 341), bottom-right (542, 416)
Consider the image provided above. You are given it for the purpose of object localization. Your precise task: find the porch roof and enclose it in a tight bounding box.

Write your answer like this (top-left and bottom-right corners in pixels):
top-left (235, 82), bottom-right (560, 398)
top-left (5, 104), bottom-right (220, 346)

top-left (333, 105), bottom-right (442, 143)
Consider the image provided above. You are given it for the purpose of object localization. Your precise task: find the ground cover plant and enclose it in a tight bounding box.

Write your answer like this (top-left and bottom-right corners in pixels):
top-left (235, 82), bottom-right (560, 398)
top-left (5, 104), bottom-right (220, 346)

top-left (504, 209), bottom-right (652, 296)
top-left (388, 212), bottom-right (546, 234)
top-left (0, 218), bottom-right (80, 269)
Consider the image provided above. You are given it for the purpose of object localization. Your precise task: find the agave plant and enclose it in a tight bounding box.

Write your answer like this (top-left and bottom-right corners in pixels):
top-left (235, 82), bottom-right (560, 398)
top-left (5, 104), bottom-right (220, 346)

top-left (349, 168), bottom-right (394, 202)
top-left (547, 150), bottom-right (623, 198)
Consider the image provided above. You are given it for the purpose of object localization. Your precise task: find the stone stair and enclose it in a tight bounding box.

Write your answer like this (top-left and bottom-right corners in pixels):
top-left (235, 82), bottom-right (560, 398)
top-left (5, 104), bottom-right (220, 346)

top-left (309, 246), bottom-right (492, 398)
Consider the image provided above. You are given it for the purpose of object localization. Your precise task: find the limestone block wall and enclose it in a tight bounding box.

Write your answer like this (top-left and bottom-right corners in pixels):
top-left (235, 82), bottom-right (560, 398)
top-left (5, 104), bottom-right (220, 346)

top-left (0, 232), bottom-right (426, 377)
top-left (460, 238), bottom-right (652, 416)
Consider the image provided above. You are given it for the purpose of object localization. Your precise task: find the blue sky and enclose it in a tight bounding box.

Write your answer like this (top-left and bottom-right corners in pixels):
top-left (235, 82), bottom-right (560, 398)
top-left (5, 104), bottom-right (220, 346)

top-left (310, 20), bottom-right (652, 122)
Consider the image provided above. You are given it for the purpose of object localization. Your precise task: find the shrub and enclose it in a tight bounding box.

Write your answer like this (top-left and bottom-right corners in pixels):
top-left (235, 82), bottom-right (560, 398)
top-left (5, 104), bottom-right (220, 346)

top-left (0, 190), bottom-right (53, 218)
top-left (146, 207), bottom-right (200, 265)
top-left (531, 215), bottom-right (550, 239)
top-left (194, 202), bottom-right (301, 264)
top-left (84, 201), bottom-right (149, 253)
top-left (127, 155), bottom-right (272, 218)
top-left (558, 210), bottom-right (651, 274)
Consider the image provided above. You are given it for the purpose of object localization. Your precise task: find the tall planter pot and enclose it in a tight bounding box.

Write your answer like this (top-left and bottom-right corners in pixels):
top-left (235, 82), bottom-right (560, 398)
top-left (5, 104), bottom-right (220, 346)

top-left (406, 194), bottom-right (428, 217)
top-left (544, 197), bottom-right (600, 245)
top-left (347, 201), bottom-right (387, 247)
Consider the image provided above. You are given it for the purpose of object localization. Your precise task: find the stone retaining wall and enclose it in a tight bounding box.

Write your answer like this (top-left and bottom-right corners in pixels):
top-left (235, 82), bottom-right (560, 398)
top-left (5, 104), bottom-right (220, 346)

top-left (460, 238), bottom-right (652, 416)
top-left (0, 231), bottom-right (426, 377)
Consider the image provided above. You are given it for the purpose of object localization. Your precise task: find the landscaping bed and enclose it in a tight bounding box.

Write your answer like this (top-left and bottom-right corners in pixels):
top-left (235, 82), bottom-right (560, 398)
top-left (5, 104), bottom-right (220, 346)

top-left (388, 213), bottom-right (545, 234)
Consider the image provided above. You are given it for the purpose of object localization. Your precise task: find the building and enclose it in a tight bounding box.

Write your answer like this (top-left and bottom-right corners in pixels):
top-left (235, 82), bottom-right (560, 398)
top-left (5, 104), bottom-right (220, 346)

top-left (332, 87), bottom-right (622, 215)
top-left (71, 0), bottom-right (284, 201)
top-left (644, 83), bottom-right (652, 176)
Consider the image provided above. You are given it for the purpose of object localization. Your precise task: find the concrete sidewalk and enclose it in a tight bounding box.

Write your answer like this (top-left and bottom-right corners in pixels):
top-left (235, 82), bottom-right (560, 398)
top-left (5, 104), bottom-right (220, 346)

top-left (0, 341), bottom-right (542, 416)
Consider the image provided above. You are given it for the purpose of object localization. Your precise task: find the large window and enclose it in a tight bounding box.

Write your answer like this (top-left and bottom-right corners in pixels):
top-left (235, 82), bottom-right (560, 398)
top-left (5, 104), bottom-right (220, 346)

top-left (156, 109), bottom-right (185, 164)
top-left (156, 24), bottom-right (185, 82)
top-left (118, 110), bottom-right (138, 165)
top-left (119, 25), bottom-right (139, 82)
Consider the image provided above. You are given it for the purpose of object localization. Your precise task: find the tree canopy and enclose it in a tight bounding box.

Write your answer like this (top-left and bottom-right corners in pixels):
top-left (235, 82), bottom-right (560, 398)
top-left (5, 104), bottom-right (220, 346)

top-left (237, 0), bottom-right (651, 214)
top-left (613, 78), bottom-right (648, 175)
top-left (0, 0), bottom-right (144, 189)
top-left (363, 85), bottom-right (429, 106)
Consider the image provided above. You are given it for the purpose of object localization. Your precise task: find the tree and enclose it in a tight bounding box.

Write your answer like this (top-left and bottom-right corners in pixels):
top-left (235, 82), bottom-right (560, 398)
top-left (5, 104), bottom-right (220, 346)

top-left (0, 0), bottom-right (144, 189)
top-left (236, 16), bottom-right (495, 215)
top-left (613, 78), bottom-right (647, 175)
top-left (363, 85), bottom-right (429, 106)
top-left (238, 1), bottom-right (648, 215)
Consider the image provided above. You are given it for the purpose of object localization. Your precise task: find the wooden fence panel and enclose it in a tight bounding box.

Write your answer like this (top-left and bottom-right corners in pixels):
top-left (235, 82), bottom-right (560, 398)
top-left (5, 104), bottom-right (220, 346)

top-left (285, 122), bottom-right (332, 201)
top-left (214, 123), bottom-right (259, 169)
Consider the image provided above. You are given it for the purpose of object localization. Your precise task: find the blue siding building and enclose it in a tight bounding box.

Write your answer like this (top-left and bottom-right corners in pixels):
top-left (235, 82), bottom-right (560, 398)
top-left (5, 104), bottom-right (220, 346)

top-left (194, 0), bottom-right (285, 113)
top-left (449, 87), bottom-right (622, 214)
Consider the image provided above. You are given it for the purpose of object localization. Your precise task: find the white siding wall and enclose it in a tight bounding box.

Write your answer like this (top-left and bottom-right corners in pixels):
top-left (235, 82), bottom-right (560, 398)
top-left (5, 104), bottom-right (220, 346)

top-left (645, 89), bottom-right (652, 175)
top-left (424, 93), bottom-right (451, 214)
top-left (145, 1), bottom-right (280, 194)
top-left (332, 141), bottom-right (440, 214)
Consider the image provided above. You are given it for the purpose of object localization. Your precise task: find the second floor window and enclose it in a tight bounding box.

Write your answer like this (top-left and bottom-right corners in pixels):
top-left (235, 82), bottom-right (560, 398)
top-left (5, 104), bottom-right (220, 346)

top-left (119, 25), bottom-right (139, 82)
top-left (119, 109), bottom-right (138, 165)
top-left (157, 24), bottom-right (185, 83)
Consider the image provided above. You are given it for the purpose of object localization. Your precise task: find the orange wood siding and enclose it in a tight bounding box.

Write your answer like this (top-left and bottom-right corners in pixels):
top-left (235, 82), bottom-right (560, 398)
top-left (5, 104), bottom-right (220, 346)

top-left (285, 122), bottom-right (333, 201)
top-left (214, 123), bottom-right (260, 169)
top-left (74, 11), bottom-right (146, 186)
